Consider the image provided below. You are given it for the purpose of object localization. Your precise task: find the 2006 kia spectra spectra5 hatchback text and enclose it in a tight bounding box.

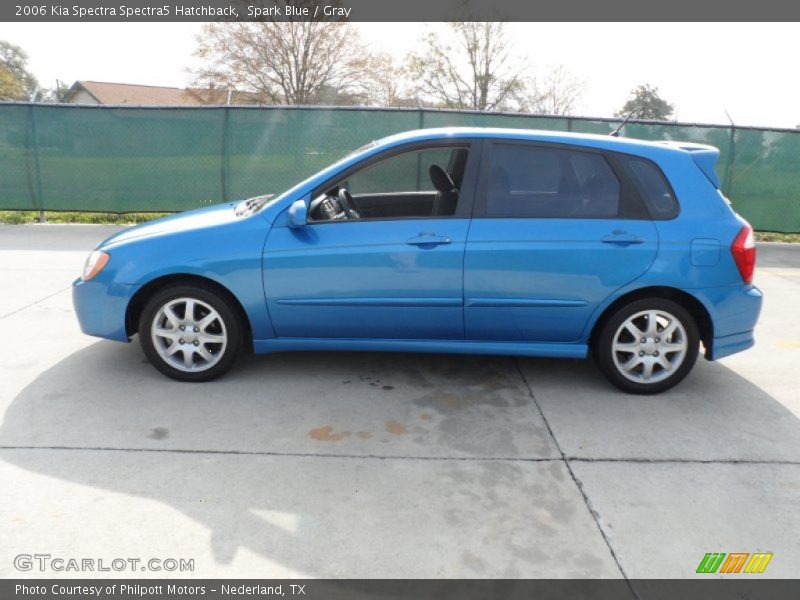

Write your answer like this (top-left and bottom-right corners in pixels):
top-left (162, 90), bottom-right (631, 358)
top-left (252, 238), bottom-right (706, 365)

top-left (73, 128), bottom-right (763, 394)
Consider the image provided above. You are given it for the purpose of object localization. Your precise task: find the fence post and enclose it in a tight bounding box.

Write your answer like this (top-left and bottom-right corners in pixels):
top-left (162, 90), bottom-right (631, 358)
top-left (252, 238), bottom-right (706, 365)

top-left (722, 125), bottom-right (736, 199)
top-left (220, 106), bottom-right (231, 202)
top-left (566, 117), bottom-right (573, 132)
top-left (28, 104), bottom-right (46, 222)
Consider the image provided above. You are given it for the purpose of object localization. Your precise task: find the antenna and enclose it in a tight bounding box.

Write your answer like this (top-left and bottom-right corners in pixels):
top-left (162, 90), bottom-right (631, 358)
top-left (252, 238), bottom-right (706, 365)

top-left (609, 112), bottom-right (635, 137)
top-left (724, 109), bottom-right (735, 126)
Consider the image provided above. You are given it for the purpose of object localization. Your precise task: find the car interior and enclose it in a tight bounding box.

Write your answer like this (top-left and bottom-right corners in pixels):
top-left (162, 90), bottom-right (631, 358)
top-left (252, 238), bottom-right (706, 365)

top-left (309, 146), bottom-right (470, 222)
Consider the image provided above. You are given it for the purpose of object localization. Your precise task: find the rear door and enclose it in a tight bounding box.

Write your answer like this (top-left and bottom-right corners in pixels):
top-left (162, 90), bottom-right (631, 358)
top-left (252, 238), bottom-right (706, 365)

top-left (464, 140), bottom-right (659, 342)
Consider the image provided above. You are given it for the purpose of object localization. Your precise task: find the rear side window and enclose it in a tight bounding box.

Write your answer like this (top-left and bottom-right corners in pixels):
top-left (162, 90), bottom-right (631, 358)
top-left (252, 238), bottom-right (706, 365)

top-left (486, 143), bottom-right (620, 218)
top-left (621, 156), bottom-right (679, 219)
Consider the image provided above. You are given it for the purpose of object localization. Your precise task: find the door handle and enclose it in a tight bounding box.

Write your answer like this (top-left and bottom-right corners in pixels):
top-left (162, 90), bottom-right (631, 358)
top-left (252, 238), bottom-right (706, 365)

top-left (406, 234), bottom-right (452, 247)
top-left (601, 232), bottom-right (644, 246)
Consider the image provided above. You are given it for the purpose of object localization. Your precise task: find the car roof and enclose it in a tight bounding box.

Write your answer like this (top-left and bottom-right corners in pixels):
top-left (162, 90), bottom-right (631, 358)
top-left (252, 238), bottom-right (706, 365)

top-left (373, 127), bottom-right (716, 159)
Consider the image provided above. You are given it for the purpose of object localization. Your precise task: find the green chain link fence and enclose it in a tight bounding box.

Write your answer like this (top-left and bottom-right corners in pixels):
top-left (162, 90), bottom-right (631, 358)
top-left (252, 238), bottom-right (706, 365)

top-left (1, 103), bottom-right (798, 231)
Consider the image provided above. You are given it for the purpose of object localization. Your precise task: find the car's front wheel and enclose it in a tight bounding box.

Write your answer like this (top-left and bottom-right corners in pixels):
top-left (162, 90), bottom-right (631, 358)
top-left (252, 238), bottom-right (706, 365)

top-left (594, 298), bottom-right (699, 394)
top-left (138, 284), bottom-right (243, 382)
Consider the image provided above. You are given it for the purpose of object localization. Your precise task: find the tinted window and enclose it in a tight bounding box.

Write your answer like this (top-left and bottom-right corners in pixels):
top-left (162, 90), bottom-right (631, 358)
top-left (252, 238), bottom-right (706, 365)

top-left (309, 144), bottom-right (473, 222)
top-left (346, 147), bottom-right (461, 194)
top-left (622, 156), bottom-right (679, 219)
top-left (487, 144), bottom-right (620, 218)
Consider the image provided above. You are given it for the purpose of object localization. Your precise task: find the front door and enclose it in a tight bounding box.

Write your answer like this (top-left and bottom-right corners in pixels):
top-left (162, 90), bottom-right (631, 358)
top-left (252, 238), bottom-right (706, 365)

top-left (263, 142), bottom-right (480, 340)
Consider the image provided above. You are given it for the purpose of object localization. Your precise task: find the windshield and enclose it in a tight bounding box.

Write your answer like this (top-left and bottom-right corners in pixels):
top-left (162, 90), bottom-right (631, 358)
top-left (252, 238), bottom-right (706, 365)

top-left (234, 140), bottom-right (381, 215)
top-left (268, 139), bottom-right (382, 206)
top-left (344, 140), bottom-right (378, 159)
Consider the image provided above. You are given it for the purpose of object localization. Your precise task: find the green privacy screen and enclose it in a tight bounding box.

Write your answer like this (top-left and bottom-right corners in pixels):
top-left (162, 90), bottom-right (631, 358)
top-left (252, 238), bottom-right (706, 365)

top-left (2, 103), bottom-right (798, 232)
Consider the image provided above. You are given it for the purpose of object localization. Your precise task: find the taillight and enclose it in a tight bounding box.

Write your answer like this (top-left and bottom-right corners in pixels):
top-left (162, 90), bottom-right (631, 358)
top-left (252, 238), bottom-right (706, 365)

top-left (731, 224), bottom-right (756, 284)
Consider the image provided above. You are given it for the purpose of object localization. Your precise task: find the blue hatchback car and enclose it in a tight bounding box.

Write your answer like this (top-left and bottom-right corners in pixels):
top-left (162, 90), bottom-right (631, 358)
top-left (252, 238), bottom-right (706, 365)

top-left (73, 127), bottom-right (762, 393)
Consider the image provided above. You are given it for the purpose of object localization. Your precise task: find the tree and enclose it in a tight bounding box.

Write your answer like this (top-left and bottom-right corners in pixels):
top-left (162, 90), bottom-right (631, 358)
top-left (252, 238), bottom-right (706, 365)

top-left (361, 53), bottom-right (418, 107)
top-left (407, 22), bottom-right (524, 111)
top-left (32, 79), bottom-right (72, 103)
top-left (515, 65), bottom-right (584, 116)
top-left (191, 22), bottom-right (379, 105)
top-left (616, 84), bottom-right (674, 120)
top-left (0, 41), bottom-right (38, 101)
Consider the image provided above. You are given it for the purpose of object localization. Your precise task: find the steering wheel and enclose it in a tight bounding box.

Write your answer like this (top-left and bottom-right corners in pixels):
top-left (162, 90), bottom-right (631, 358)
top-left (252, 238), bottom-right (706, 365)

top-left (338, 188), bottom-right (361, 219)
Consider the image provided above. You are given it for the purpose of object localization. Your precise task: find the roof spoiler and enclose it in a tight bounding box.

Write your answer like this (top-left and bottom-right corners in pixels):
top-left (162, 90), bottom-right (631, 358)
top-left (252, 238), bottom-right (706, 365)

top-left (659, 142), bottom-right (720, 188)
top-left (685, 147), bottom-right (720, 188)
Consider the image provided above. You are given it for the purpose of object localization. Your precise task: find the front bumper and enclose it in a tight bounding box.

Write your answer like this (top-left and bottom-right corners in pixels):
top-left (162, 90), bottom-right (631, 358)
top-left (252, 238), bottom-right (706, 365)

top-left (72, 278), bottom-right (140, 342)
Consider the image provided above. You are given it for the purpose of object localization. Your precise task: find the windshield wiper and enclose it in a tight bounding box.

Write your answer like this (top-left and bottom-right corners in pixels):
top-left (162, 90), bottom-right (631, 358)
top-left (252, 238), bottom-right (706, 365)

top-left (235, 194), bottom-right (274, 216)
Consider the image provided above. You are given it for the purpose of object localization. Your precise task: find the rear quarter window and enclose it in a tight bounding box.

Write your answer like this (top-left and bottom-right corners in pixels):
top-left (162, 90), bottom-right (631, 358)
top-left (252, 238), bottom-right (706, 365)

top-left (620, 156), bottom-right (680, 219)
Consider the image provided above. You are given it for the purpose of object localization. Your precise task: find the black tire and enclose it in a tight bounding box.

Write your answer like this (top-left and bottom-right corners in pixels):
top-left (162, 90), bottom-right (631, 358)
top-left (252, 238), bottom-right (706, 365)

top-left (593, 298), bottom-right (699, 395)
top-left (138, 284), bottom-right (243, 382)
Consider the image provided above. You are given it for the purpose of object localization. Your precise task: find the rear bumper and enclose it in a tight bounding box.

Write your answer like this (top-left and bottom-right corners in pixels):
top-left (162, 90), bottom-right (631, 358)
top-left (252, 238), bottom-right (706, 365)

top-left (704, 285), bottom-right (763, 360)
top-left (710, 330), bottom-right (755, 360)
top-left (72, 278), bottom-right (140, 342)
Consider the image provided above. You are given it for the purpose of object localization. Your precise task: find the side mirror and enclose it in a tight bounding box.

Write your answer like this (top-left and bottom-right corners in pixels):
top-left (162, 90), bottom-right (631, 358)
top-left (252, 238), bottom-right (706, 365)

top-left (286, 198), bottom-right (308, 229)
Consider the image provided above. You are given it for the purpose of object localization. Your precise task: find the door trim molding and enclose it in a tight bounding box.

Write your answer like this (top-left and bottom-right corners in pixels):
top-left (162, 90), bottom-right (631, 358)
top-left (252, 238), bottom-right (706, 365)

top-left (465, 298), bottom-right (588, 308)
top-left (276, 297), bottom-right (462, 307)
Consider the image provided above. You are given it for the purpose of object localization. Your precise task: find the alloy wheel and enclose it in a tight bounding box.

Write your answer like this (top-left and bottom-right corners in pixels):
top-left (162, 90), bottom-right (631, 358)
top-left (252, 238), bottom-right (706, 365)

top-left (150, 297), bottom-right (228, 372)
top-left (611, 309), bottom-right (688, 384)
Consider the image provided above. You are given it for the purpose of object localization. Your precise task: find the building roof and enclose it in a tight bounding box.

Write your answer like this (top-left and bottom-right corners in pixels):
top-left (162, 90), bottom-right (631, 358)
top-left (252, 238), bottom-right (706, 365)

top-left (64, 81), bottom-right (259, 106)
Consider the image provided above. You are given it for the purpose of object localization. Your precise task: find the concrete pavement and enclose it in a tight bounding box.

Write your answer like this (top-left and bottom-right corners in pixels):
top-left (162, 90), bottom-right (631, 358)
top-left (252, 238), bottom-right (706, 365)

top-left (0, 224), bottom-right (798, 581)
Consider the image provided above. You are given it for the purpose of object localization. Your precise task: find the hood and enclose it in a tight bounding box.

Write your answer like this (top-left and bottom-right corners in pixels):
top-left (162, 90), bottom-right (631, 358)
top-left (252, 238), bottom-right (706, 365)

top-left (98, 202), bottom-right (241, 249)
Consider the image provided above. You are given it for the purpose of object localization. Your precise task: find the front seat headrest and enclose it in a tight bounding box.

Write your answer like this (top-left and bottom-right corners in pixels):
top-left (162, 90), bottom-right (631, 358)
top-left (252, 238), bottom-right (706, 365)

top-left (429, 165), bottom-right (456, 193)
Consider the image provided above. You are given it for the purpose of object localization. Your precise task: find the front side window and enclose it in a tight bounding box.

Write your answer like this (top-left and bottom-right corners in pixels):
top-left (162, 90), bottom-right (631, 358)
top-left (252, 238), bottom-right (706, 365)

top-left (347, 147), bottom-right (459, 194)
top-left (486, 143), bottom-right (620, 218)
top-left (309, 145), bottom-right (470, 222)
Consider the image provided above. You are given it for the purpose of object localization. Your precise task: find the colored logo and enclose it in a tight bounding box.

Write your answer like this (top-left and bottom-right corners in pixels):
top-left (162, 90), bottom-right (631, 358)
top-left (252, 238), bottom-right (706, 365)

top-left (696, 552), bottom-right (773, 574)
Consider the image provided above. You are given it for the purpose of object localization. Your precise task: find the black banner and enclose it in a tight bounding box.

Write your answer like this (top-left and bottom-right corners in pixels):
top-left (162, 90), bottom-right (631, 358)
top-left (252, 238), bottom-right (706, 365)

top-left (4, 580), bottom-right (800, 600)
top-left (4, 0), bottom-right (800, 22)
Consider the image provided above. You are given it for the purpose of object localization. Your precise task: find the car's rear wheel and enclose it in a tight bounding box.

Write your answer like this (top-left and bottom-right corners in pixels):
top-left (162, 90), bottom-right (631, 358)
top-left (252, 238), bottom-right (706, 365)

top-left (138, 284), bottom-right (242, 382)
top-left (594, 298), bottom-right (699, 394)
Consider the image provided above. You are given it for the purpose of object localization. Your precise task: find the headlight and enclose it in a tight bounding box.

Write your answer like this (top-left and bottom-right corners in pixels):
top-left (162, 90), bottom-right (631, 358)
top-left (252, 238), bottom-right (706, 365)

top-left (82, 250), bottom-right (110, 281)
